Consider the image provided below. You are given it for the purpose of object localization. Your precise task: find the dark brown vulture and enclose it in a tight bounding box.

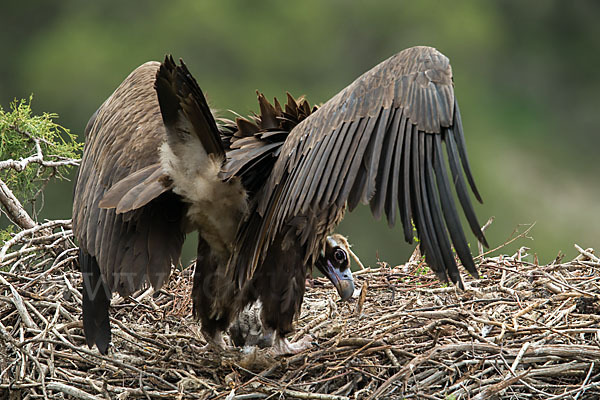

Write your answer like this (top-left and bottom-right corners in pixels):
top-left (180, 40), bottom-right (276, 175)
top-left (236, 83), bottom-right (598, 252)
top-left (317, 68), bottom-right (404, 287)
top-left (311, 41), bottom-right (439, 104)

top-left (72, 46), bottom-right (487, 355)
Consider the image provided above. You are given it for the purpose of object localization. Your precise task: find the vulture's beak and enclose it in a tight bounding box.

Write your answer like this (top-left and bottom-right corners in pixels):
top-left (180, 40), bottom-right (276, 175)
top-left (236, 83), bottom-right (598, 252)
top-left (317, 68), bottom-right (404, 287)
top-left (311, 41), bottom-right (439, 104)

top-left (321, 259), bottom-right (355, 301)
top-left (316, 235), bottom-right (356, 301)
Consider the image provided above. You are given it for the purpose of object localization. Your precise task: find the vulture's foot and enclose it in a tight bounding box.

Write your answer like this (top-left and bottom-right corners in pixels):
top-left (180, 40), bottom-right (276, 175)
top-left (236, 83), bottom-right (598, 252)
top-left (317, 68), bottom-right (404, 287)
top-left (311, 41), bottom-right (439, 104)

top-left (270, 335), bottom-right (313, 355)
top-left (202, 331), bottom-right (228, 351)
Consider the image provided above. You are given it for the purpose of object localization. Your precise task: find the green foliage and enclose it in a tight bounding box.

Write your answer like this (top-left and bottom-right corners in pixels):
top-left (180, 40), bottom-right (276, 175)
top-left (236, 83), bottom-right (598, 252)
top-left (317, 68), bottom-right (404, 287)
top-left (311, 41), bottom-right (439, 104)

top-left (0, 225), bottom-right (13, 270)
top-left (412, 221), bottom-right (420, 244)
top-left (415, 263), bottom-right (430, 276)
top-left (0, 225), bottom-right (13, 244)
top-left (0, 97), bottom-right (82, 209)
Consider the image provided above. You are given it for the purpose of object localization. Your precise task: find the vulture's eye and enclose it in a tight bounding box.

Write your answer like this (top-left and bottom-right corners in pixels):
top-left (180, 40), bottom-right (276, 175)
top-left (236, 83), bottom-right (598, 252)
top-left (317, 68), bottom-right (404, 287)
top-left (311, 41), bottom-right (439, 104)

top-left (334, 248), bottom-right (347, 263)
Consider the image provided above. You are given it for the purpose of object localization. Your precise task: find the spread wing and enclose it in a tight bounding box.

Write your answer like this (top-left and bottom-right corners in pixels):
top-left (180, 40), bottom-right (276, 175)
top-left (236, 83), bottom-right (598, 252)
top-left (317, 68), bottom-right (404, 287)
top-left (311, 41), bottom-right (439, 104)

top-left (233, 46), bottom-right (487, 288)
top-left (72, 61), bottom-right (185, 296)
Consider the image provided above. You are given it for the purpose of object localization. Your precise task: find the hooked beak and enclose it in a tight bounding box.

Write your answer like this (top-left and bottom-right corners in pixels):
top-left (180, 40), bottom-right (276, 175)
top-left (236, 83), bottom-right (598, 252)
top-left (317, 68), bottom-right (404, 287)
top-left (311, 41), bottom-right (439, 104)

top-left (320, 259), bottom-right (355, 301)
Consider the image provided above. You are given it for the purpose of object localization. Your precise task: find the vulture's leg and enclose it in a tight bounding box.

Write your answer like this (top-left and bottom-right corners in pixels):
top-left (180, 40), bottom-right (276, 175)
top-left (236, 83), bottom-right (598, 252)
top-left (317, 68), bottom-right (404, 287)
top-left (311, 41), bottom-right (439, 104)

top-left (229, 300), bottom-right (274, 349)
top-left (254, 235), bottom-right (313, 355)
top-left (192, 235), bottom-right (235, 349)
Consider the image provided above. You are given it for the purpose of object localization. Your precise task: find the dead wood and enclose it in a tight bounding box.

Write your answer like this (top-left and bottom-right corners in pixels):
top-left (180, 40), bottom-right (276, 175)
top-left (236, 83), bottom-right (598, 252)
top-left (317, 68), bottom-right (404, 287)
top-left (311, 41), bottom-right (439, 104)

top-left (2, 221), bottom-right (600, 399)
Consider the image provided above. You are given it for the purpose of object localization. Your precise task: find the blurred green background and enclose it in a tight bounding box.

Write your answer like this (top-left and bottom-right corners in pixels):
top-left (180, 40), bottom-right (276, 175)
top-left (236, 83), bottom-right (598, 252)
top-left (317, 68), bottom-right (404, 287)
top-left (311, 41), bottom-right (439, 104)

top-left (2, 0), bottom-right (599, 268)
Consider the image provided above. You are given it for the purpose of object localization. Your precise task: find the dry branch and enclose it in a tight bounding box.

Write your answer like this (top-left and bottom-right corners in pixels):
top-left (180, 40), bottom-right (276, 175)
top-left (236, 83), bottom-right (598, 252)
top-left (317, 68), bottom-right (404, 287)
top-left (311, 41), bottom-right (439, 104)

top-left (0, 178), bottom-right (36, 229)
top-left (2, 220), bottom-right (600, 399)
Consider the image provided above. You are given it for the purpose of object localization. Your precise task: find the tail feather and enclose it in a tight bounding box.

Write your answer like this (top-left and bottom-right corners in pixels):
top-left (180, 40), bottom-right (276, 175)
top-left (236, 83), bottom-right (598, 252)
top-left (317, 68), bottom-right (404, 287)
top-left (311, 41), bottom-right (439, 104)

top-left (155, 55), bottom-right (224, 159)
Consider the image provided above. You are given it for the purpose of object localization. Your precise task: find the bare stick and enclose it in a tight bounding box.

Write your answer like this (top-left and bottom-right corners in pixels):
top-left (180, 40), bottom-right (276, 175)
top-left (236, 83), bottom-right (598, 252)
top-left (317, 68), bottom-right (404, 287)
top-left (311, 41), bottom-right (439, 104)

top-left (0, 274), bottom-right (39, 330)
top-left (264, 386), bottom-right (350, 400)
top-left (0, 219), bottom-right (72, 262)
top-left (474, 222), bottom-right (536, 260)
top-left (478, 216), bottom-right (495, 256)
top-left (0, 178), bottom-right (36, 229)
top-left (46, 382), bottom-right (102, 400)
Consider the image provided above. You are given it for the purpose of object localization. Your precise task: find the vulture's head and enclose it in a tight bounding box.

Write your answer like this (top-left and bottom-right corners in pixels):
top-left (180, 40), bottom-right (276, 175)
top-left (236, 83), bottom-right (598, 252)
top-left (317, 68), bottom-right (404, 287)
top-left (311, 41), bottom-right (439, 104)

top-left (315, 234), bottom-right (355, 301)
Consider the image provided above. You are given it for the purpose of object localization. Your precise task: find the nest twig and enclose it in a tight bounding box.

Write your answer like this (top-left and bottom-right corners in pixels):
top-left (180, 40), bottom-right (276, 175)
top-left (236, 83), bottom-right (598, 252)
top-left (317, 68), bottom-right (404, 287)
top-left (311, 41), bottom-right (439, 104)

top-left (2, 220), bottom-right (600, 399)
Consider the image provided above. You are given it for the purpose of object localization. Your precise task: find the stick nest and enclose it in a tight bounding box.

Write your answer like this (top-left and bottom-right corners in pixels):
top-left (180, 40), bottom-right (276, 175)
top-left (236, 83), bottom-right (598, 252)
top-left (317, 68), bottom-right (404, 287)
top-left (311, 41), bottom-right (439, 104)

top-left (2, 220), bottom-right (600, 399)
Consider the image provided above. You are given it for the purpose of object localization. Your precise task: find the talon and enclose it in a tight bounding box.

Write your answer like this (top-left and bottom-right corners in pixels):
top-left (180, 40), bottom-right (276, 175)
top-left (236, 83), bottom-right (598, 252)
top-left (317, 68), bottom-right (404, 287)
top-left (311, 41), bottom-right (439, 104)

top-left (270, 335), bottom-right (313, 355)
top-left (202, 331), bottom-right (228, 351)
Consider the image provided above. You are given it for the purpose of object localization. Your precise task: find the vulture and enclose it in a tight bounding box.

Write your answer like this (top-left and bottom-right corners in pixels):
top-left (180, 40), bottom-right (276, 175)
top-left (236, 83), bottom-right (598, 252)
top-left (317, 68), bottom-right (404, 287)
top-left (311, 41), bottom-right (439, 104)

top-left (72, 46), bottom-right (487, 355)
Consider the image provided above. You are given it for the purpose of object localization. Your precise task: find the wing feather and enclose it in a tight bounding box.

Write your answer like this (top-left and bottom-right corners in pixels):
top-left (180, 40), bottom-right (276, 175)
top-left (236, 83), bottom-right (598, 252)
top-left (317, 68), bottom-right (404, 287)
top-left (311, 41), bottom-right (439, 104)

top-left (231, 46), bottom-right (486, 287)
top-left (320, 121), bottom-right (358, 208)
top-left (453, 101), bottom-right (483, 203)
top-left (225, 142), bottom-right (282, 178)
top-left (312, 123), bottom-right (350, 208)
top-left (99, 163), bottom-right (168, 211)
top-left (72, 61), bottom-right (186, 299)
top-left (385, 111), bottom-right (405, 227)
top-left (295, 127), bottom-right (339, 215)
top-left (399, 121), bottom-right (413, 242)
top-left (410, 129), bottom-right (444, 279)
top-left (445, 127), bottom-right (488, 247)
top-left (344, 114), bottom-right (380, 210)
top-left (370, 107), bottom-right (401, 221)
top-left (423, 134), bottom-right (459, 285)
top-left (290, 145), bottom-right (323, 216)
top-left (433, 134), bottom-right (479, 277)
top-left (336, 116), bottom-right (373, 208)
top-left (98, 211), bottom-right (117, 289)
top-left (363, 107), bottom-right (392, 205)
